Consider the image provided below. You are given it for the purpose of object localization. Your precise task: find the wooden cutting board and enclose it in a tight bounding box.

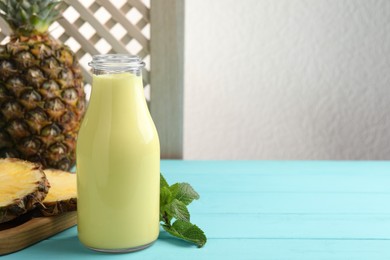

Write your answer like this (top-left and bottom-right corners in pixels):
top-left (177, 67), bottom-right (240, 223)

top-left (0, 211), bottom-right (77, 255)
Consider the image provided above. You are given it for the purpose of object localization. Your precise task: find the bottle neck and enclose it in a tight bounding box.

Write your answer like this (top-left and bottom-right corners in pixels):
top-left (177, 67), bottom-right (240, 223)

top-left (89, 54), bottom-right (145, 76)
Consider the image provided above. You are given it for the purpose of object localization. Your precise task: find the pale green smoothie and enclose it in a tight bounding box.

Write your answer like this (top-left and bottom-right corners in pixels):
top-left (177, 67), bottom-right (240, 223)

top-left (76, 72), bottom-right (160, 251)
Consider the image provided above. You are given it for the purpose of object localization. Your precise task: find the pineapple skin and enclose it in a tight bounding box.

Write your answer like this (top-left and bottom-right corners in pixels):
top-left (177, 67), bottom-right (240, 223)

top-left (0, 158), bottom-right (50, 223)
top-left (40, 197), bottom-right (77, 217)
top-left (0, 35), bottom-right (86, 170)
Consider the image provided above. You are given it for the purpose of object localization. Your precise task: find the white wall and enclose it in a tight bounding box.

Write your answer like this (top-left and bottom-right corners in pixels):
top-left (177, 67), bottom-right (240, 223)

top-left (183, 0), bottom-right (390, 160)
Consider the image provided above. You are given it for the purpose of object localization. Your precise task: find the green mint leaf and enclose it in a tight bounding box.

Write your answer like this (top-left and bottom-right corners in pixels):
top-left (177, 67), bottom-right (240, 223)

top-left (160, 172), bottom-right (207, 248)
top-left (160, 174), bottom-right (174, 223)
top-left (170, 183), bottom-right (200, 206)
top-left (160, 186), bottom-right (172, 207)
top-left (160, 173), bottom-right (169, 189)
top-left (163, 198), bottom-right (190, 222)
top-left (162, 220), bottom-right (207, 248)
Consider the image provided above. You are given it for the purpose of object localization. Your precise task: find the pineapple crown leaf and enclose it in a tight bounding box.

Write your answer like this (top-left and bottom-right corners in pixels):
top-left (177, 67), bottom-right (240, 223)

top-left (0, 0), bottom-right (62, 36)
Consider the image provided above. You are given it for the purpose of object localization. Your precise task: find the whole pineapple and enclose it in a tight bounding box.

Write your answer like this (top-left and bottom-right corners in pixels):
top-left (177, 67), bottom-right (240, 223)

top-left (0, 0), bottom-right (86, 170)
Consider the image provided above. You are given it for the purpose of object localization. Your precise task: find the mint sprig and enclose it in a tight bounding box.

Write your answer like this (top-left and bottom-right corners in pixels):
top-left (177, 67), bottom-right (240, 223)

top-left (162, 220), bottom-right (206, 247)
top-left (160, 173), bottom-right (207, 247)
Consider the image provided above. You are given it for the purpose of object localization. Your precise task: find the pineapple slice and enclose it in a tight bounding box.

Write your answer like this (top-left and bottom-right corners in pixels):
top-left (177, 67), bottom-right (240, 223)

top-left (0, 158), bottom-right (49, 223)
top-left (40, 169), bottom-right (77, 216)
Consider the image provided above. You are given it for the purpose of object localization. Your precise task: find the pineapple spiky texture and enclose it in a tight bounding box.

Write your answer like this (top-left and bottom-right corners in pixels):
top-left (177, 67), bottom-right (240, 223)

top-left (0, 0), bottom-right (86, 170)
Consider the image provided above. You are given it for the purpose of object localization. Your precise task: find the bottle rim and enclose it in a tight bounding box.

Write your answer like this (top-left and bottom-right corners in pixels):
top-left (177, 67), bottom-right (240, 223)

top-left (88, 54), bottom-right (145, 71)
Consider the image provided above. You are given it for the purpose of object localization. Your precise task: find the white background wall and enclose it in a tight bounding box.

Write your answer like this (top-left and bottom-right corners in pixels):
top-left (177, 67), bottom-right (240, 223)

top-left (183, 0), bottom-right (390, 160)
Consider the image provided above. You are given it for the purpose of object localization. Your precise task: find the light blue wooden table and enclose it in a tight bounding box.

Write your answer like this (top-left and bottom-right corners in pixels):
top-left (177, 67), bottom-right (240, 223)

top-left (3, 160), bottom-right (390, 259)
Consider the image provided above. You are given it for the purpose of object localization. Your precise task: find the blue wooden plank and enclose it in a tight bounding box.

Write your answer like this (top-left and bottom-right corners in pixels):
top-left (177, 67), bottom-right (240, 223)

top-left (161, 160), bottom-right (390, 176)
top-left (188, 192), bottom-right (390, 214)
top-left (13, 212), bottom-right (390, 243)
top-left (168, 173), bottom-right (390, 193)
top-left (188, 213), bottom-right (390, 239)
top-left (4, 228), bottom-right (390, 260)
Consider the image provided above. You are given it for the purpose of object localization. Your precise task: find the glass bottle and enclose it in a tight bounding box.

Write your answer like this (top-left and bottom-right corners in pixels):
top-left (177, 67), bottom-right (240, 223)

top-left (76, 54), bottom-right (160, 252)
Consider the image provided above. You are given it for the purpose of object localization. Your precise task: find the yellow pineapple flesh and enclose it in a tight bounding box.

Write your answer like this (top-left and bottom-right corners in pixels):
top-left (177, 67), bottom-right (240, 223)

top-left (40, 169), bottom-right (77, 216)
top-left (0, 158), bottom-right (49, 223)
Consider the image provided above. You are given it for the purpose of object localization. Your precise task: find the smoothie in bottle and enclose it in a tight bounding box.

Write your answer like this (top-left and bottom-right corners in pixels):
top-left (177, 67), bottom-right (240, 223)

top-left (76, 55), bottom-right (160, 252)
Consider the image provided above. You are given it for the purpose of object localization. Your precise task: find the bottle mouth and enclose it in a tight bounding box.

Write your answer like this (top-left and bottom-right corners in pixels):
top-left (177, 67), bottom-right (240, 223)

top-left (88, 54), bottom-right (145, 72)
